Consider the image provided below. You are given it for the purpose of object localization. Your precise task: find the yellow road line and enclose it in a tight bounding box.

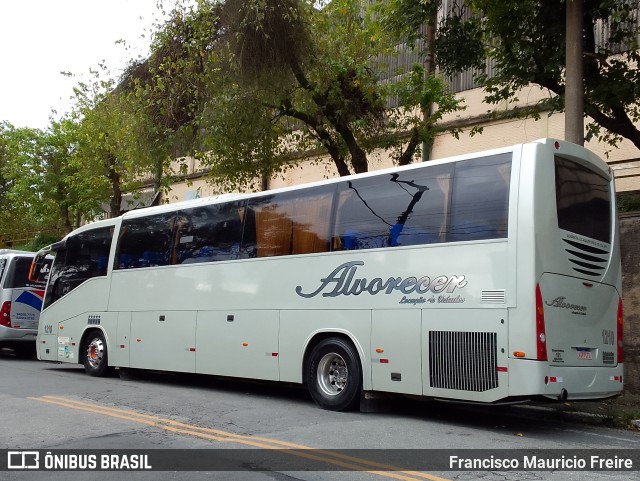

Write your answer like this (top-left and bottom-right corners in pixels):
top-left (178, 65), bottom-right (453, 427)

top-left (29, 395), bottom-right (452, 481)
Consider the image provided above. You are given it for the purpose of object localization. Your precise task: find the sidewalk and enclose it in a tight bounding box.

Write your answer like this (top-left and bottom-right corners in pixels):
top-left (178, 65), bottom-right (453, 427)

top-left (519, 392), bottom-right (640, 429)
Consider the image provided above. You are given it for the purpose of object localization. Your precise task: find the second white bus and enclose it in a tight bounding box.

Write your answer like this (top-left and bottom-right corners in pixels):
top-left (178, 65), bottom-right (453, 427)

top-left (34, 138), bottom-right (624, 410)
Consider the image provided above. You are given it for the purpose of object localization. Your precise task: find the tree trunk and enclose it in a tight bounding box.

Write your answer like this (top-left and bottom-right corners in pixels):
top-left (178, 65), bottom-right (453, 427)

top-left (289, 60), bottom-right (367, 175)
top-left (398, 127), bottom-right (422, 166)
top-left (106, 154), bottom-right (123, 218)
top-left (333, 123), bottom-right (368, 174)
top-left (60, 205), bottom-right (73, 235)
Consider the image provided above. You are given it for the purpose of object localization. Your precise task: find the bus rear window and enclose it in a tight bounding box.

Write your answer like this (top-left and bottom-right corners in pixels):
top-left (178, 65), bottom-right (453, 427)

top-left (555, 156), bottom-right (611, 244)
top-left (3, 257), bottom-right (43, 288)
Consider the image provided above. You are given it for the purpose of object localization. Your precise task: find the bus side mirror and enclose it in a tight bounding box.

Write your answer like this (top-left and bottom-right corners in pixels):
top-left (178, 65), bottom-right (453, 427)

top-left (29, 243), bottom-right (60, 284)
top-left (29, 254), bottom-right (53, 284)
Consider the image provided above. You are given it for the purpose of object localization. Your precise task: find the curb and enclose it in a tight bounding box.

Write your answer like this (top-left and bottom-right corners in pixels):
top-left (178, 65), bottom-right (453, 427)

top-left (510, 404), bottom-right (633, 428)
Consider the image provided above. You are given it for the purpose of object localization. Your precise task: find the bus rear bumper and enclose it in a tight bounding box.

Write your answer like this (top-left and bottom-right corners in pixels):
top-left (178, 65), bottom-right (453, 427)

top-left (0, 325), bottom-right (37, 344)
top-left (508, 359), bottom-right (624, 401)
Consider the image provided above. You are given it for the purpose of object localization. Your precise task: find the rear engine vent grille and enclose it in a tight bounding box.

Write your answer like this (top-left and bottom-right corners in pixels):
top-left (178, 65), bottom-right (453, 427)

top-left (562, 239), bottom-right (609, 277)
top-left (429, 331), bottom-right (498, 392)
top-left (481, 290), bottom-right (506, 303)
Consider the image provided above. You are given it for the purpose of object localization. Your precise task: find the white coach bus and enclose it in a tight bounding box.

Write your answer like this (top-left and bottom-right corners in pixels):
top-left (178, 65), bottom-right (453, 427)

top-left (33, 139), bottom-right (624, 410)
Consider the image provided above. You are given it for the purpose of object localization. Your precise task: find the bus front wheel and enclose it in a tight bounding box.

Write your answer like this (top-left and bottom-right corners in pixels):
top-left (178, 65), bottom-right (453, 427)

top-left (83, 331), bottom-right (110, 377)
top-left (306, 337), bottom-right (362, 411)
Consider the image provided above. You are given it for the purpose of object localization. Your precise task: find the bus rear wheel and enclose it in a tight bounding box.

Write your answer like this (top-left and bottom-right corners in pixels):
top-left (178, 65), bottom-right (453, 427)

top-left (83, 331), bottom-right (110, 377)
top-left (306, 337), bottom-right (362, 411)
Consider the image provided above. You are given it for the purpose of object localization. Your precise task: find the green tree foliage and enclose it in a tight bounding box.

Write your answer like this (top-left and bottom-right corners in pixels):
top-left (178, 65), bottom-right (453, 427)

top-left (375, 0), bottom-right (468, 163)
top-left (2, 0), bottom-right (471, 232)
top-left (431, 0), bottom-right (640, 149)
top-left (204, 0), bottom-right (383, 181)
top-left (0, 122), bottom-right (20, 238)
top-left (119, 0), bottom-right (224, 194)
top-left (0, 123), bottom-right (65, 236)
top-left (0, 118), bottom-right (104, 240)
top-left (72, 67), bottom-right (146, 218)
top-left (196, 0), bottom-right (464, 189)
top-left (0, 123), bottom-right (11, 221)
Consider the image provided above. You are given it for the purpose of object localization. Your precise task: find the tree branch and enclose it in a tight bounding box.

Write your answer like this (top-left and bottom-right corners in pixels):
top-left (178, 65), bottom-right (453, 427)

top-left (278, 103), bottom-right (351, 177)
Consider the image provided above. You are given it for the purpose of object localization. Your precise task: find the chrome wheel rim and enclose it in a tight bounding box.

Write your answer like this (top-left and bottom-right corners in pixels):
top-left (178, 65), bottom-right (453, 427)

top-left (86, 337), bottom-right (105, 369)
top-left (317, 352), bottom-right (348, 396)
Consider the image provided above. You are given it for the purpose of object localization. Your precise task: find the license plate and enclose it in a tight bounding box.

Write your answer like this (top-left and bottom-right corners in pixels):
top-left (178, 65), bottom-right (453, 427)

top-left (577, 350), bottom-right (592, 360)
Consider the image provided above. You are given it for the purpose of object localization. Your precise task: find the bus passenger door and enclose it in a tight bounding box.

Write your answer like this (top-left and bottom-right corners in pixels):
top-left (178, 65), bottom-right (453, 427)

top-left (370, 310), bottom-right (422, 395)
top-left (130, 311), bottom-right (197, 373)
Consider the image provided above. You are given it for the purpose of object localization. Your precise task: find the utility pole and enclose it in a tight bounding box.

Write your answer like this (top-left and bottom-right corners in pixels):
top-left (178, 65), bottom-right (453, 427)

top-left (565, 0), bottom-right (584, 145)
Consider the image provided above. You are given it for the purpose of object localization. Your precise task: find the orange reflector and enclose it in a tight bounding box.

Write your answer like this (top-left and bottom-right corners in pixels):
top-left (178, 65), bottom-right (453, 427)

top-left (513, 351), bottom-right (525, 358)
top-left (59, 326), bottom-right (64, 330)
top-left (375, 348), bottom-right (384, 353)
top-left (242, 342), bottom-right (248, 347)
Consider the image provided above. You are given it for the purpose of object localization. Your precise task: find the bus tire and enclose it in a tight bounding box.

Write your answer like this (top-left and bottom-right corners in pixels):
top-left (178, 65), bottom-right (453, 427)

top-left (306, 337), bottom-right (362, 411)
top-left (83, 331), bottom-right (110, 377)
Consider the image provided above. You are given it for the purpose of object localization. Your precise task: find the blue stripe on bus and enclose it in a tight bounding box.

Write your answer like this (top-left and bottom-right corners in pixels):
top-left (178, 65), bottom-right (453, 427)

top-left (15, 291), bottom-right (43, 311)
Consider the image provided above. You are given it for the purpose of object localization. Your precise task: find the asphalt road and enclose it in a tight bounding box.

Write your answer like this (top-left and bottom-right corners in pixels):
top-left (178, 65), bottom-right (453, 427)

top-left (1, 348), bottom-right (639, 481)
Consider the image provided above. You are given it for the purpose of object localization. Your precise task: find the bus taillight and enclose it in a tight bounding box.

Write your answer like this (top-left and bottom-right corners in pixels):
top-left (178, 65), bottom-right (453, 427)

top-left (617, 297), bottom-right (624, 363)
top-left (535, 284), bottom-right (547, 361)
top-left (0, 301), bottom-right (11, 328)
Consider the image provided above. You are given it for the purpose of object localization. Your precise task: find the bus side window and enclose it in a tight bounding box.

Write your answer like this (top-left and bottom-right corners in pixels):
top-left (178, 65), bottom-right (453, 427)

top-left (115, 213), bottom-right (175, 269)
top-left (247, 186), bottom-right (334, 258)
top-left (333, 165), bottom-right (452, 251)
top-left (448, 154), bottom-right (511, 242)
top-left (176, 201), bottom-right (245, 264)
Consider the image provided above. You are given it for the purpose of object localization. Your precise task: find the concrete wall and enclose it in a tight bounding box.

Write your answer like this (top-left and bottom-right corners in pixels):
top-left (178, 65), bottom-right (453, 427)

top-left (620, 213), bottom-right (640, 395)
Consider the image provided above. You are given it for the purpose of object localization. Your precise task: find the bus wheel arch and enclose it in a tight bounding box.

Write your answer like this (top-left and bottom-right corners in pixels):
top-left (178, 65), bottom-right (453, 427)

top-left (81, 328), bottom-right (111, 377)
top-left (304, 334), bottom-right (363, 411)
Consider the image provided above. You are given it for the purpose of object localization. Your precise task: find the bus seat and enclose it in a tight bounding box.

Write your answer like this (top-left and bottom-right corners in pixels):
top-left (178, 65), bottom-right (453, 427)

top-left (142, 251), bottom-right (166, 267)
top-left (119, 254), bottom-right (139, 269)
top-left (95, 256), bottom-right (108, 275)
